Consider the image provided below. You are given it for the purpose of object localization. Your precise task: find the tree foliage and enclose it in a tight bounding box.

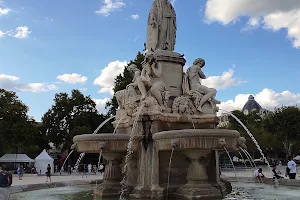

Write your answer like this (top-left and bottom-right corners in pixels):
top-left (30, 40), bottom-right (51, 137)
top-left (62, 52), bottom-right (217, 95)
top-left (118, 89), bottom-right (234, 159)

top-left (0, 89), bottom-right (40, 154)
top-left (42, 89), bottom-right (111, 150)
top-left (106, 51), bottom-right (145, 115)
top-left (263, 106), bottom-right (300, 156)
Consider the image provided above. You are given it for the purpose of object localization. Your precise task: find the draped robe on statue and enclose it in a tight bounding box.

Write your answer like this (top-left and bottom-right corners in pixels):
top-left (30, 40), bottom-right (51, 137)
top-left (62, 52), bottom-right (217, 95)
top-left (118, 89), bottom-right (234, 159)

top-left (147, 0), bottom-right (177, 51)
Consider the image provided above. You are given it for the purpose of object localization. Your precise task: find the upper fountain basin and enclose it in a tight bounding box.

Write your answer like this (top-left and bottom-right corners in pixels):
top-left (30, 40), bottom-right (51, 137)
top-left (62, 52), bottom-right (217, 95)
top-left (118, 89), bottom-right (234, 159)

top-left (153, 129), bottom-right (240, 151)
top-left (73, 134), bottom-right (130, 153)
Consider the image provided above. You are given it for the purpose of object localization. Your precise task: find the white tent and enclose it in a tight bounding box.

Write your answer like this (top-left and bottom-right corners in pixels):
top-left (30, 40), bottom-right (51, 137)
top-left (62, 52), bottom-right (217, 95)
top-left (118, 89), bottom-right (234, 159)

top-left (294, 155), bottom-right (300, 161)
top-left (0, 154), bottom-right (34, 163)
top-left (35, 150), bottom-right (54, 174)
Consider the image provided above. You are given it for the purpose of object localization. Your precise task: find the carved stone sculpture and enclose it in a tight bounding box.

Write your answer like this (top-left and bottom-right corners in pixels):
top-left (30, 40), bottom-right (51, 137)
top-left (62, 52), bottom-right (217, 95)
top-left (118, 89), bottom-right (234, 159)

top-left (172, 96), bottom-right (197, 115)
top-left (182, 58), bottom-right (220, 114)
top-left (147, 0), bottom-right (176, 52)
top-left (137, 53), bottom-right (169, 111)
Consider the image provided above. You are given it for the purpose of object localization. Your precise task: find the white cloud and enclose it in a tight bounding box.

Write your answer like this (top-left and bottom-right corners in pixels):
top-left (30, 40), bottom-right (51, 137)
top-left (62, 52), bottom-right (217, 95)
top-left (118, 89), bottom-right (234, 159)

top-left (93, 98), bottom-right (110, 113)
top-left (93, 60), bottom-right (127, 95)
top-left (56, 73), bottom-right (87, 84)
top-left (0, 7), bottom-right (10, 16)
top-left (131, 14), bottom-right (139, 20)
top-left (202, 68), bottom-right (246, 90)
top-left (14, 26), bottom-right (31, 39)
top-left (95, 0), bottom-right (125, 17)
top-left (219, 88), bottom-right (300, 113)
top-left (0, 30), bottom-right (6, 37)
top-left (0, 74), bottom-right (58, 92)
top-left (204, 0), bottom-right (300, 48)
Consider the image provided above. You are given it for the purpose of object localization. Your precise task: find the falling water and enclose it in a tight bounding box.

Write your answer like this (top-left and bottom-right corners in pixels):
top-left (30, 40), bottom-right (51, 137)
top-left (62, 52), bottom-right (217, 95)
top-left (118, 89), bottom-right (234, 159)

top-left (73, 115), bottom-right (116, 170)
top-left (97, 150), bottom-right (103, 171)
top-left (166, 148), bottom-right (174, 199)
top-left (74, 152), bottom-right (85, 171)
top-left (238, 151), bottom-right (248, 170)
top-left (93, 115), bottom-right (116, 134)
top-left (240, 148), bottom-right (257, 168)
top-left (119, 105), bottom-right (144, 200)
top-left (61, 150), bottom-right (74, 172)
top-left (224, 147), bottom-right (239, 182)
top-left (113, 115), bottom-right (126, 134)
top-left (219, 109), bottom-right (271, 171)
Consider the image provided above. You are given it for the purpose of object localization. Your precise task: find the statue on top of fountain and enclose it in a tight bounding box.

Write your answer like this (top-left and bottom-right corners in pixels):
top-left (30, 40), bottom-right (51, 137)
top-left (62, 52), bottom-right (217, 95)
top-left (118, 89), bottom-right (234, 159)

top-left (179, 58), bottom-right (220, 114)
top-left (115, 54), bottom-right (170, 119)
top-left (147, 0), bottom-right (176, 52)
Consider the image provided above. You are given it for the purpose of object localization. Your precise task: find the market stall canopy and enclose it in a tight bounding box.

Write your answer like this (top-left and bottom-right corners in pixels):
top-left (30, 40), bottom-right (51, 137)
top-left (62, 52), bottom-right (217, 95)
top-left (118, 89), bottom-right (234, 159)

top-left (0, 154), bottom-right (34, 163)
top-left (35, 149), bottom-right (54, 174)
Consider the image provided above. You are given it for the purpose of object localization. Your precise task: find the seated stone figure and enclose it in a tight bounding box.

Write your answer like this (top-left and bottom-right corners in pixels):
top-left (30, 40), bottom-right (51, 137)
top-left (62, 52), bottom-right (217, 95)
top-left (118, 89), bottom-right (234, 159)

top-left (182, 58), bottom-right (220, 114)
top-left (137, 53), bottom-right (169, 110)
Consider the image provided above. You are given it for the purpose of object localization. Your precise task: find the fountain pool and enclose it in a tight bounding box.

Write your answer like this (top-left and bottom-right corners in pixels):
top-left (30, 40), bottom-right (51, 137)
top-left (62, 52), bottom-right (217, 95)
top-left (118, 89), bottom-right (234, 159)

top-left (10, 183), bottom-right (300, 200)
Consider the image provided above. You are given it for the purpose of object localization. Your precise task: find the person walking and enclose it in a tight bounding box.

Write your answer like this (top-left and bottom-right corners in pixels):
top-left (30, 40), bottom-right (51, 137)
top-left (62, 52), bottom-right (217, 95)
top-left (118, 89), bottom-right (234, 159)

top-left (46, 164), bottom-right (52, 182)
top-left (88, 163), bottom-right (92, 174)
top-left (287, 156), bottom-right (297, 179)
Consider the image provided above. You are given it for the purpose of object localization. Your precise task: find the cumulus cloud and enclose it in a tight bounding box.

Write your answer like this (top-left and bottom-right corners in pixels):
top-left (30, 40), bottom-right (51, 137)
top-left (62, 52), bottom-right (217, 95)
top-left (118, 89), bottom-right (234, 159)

top-left (131, 14), bottom-right (139, 20)
top-left (56, 73), bottom-right (87, 84)
top-left (219, 88), bottom-right (300, 114)
top-left (202, 68), bottom-right (246, 90)
top-left (204, 0), bottom-right (300, 48)
top-left (0, 74), bottom-right (58, 92)
top-left (93, 98), bottom-right (110, 113)
top-left (93, 60), bottom-right (127, 95)
top-left (0, 7), bottom-right (10, 16)
top-left (0, 30), bottom-right (6, 37)
top-left (14, 26), bottom-right (31, 39)
top-left (95, 0), bottom-right (125, 16)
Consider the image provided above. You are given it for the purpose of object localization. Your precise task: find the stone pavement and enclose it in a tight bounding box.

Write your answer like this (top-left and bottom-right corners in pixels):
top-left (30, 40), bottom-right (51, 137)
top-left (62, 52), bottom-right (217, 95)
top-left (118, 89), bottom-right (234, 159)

top-left (11, 173), bottom-right (103, 186)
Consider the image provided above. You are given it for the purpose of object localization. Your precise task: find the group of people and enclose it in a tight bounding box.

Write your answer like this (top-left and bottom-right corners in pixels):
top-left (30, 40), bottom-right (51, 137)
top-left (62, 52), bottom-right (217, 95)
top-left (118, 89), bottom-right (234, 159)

top-left (66, 163), bottom-right (105, 178)
top-left (254, 156), bottom-right (297, 182)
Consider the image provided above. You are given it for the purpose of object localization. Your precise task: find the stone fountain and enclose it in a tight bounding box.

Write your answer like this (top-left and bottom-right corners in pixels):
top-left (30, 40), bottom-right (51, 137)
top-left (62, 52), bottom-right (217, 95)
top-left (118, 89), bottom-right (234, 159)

top-left (73, 0), bottom-right (246, 199)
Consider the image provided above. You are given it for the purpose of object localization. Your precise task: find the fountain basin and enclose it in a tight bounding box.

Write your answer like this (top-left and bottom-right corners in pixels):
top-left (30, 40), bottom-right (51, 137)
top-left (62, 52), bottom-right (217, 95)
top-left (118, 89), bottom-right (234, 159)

top-left (73, 133), bottom-right (130, 153)
top-left (153, 129), bottom-right (240, 151)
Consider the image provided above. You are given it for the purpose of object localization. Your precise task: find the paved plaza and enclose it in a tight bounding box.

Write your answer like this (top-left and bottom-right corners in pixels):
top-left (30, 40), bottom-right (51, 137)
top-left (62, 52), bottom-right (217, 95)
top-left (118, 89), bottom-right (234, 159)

top-left (10, 173), bottom-right (103, 186)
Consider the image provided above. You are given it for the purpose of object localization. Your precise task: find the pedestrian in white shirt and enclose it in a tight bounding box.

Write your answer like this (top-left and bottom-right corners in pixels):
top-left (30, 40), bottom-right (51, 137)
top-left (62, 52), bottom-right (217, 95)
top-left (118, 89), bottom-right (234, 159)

top-left (254, 168), bottom-right (265, 181)
top-left (287, 156), bottom-right (297, 179)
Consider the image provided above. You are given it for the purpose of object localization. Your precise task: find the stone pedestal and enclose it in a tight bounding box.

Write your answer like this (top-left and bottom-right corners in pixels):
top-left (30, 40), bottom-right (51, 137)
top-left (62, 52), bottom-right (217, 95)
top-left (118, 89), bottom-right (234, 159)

top-left (94, 152), bottom-right (123, 198)
top-left (175, 150), bottom-right (223, 200)
top-left (154, 50), bottom-right (186, 98)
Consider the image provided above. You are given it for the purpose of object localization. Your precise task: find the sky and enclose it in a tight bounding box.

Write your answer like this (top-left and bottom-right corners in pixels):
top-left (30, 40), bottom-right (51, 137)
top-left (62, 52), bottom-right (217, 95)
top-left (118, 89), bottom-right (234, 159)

top-left (1, 0), bottom-right (300, 121)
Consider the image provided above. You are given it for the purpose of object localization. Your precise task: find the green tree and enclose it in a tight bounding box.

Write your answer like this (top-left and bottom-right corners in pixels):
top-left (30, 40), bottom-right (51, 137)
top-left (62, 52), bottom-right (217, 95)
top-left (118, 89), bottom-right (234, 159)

top-left (106, 51), bottom-right (145, 115)
top-left (0, 89), bottom-right (37, 154)
top-left (42, 89), bottom-right (109, 150)
top-left (263, 106), bottom-right (300, 157)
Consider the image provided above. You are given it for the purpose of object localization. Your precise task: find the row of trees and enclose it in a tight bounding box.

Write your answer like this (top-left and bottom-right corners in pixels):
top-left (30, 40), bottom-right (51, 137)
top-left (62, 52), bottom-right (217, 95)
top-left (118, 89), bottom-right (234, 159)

top-left (222, 107), bottom-right (300, 158)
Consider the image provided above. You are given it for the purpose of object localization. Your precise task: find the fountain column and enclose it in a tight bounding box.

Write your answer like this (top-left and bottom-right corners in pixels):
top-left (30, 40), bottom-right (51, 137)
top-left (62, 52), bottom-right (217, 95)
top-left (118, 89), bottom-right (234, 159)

top-left (176, 150), bottom-right (222, 200)
top-left (95, 152), bottom-right (123, 198)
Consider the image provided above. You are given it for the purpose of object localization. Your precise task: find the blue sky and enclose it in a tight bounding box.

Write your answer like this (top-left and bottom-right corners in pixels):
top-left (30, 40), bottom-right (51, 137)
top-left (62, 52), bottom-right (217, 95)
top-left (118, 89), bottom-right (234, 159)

top-left (1, 0), bottom-right (300, 121)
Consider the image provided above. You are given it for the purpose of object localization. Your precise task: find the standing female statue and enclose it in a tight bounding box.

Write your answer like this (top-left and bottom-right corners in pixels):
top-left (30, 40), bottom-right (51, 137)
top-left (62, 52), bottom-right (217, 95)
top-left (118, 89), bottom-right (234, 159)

top-left (146, 0), bottom-right (177, 51)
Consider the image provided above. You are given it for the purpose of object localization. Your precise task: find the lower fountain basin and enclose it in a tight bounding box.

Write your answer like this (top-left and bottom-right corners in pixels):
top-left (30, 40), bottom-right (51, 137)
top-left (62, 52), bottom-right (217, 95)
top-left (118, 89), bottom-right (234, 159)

top-left (153, 129), bottom-right (240, 151)
top-left (73, 133), bottom-right (130, 153)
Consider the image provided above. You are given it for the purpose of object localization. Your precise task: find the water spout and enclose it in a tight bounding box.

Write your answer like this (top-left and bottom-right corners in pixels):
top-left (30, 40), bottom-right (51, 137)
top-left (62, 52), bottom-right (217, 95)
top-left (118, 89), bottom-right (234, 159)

top-left (119, 105), bottom-right (144, 200)
top-left (223, 147), bottom-right (239, 182)
top-left (93, 115), bottom-right (116, 134)
top-left (113, 115), bottom-right (126, 134)
top-left (240, 147), bottom-right (256, 168)
top-left (219, 109), bottom-right (271, 172)
top-left (61, 150), bottom-right (74, 172)
top-left (166, 148), bottom-right (175, 199)
top-left (238, 151), bottom-right (248, 170)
